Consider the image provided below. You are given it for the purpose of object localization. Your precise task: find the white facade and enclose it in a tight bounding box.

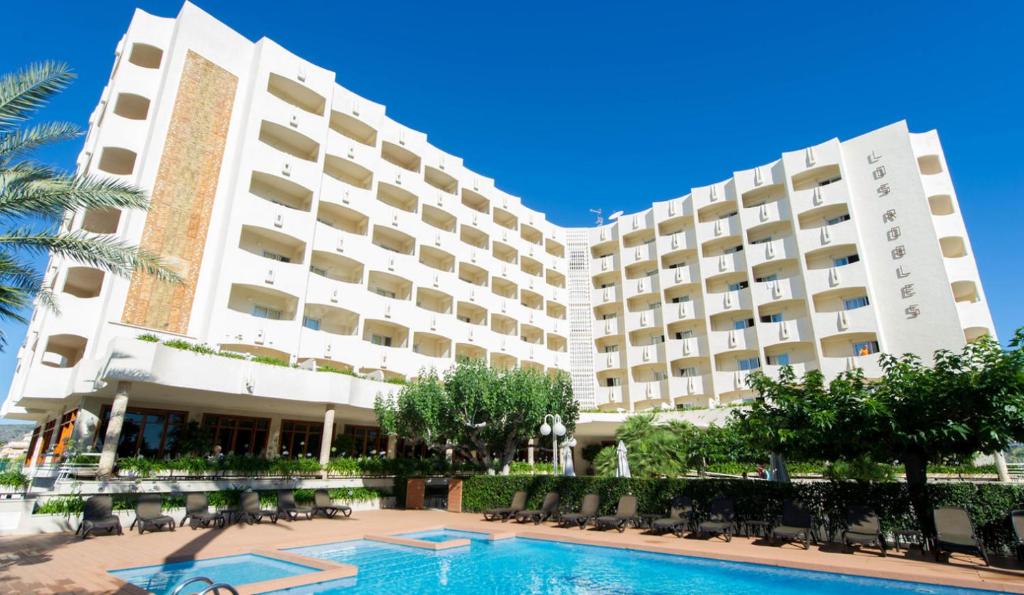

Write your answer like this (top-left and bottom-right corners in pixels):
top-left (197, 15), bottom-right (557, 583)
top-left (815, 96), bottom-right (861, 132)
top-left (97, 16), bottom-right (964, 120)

top-left (1, 4), bottom-right (995, 457)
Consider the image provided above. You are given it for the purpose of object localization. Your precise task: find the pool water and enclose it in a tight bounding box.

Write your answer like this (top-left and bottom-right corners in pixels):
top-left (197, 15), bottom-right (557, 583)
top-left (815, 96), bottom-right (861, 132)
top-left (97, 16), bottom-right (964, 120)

top-left (276, 538), bottom-right (1005, 594)
top-left (395, 529), bottom-right (490, 542)
top-left (111, 553), bottom-right (316, 594)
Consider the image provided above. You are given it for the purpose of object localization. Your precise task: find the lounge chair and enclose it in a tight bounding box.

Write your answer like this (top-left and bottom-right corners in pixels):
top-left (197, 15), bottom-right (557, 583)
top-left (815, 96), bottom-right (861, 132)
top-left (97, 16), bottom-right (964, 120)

top-left (130, 494), bottom-right (176, 534)
top-left (514, 492), bottom-right (560, 524)
top-left (558, 494), bottom-right (600, 529)
top-left (695, 497), bottom-right (735, 542)
top-left (76, 495), bottom-right (122, 539)
top-left (1010, 510), bottom-right (1024, 561)
top-left (933, 506), bottom-right (989, 566)
top-left (842, 506), bottom-right (886, 556)
top-left (240, 491), bottom-right (278, 524)
top-left (180, 493), bottom-right (225, 529)
top-left (313, 489), bottom-right (352, 518)
top-left (483, 491), bottom-right (527, 522)
top-left (771, 499), bottom-right (815, 549)
top-left (650, 496), bottom-right (693, 537)
top-left (594, 495), bottom-right (638, 532)
top-left (277, 490), bottom-right (314, 521)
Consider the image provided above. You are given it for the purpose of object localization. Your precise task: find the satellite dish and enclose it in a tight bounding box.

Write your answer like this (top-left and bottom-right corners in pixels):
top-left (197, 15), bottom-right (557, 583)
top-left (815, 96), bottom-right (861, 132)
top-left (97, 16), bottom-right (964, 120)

top-left (608, 211), bottom-right (624, 221)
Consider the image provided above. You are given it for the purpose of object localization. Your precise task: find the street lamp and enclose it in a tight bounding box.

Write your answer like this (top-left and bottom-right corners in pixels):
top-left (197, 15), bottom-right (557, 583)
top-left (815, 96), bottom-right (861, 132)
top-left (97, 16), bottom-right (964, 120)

top-left (540, 414), bottom-right (566, 474)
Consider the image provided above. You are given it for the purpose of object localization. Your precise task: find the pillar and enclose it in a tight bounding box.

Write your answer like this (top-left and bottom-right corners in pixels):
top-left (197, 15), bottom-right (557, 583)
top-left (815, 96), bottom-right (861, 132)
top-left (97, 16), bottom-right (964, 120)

top-left (994, 451), bottom-right (1011, 483)
top-left (27, 425), bottom-right (45, 472)
top-left (527, 439), bottom-right (535, 465)
top-left (386, 434), bottom-right (397, 460)
top-left (266, 416), bottom-right (282, 458)
top-left (97, 382), bottom-right (130, 478)
top-left (319, 406), bottom-right (336, 467)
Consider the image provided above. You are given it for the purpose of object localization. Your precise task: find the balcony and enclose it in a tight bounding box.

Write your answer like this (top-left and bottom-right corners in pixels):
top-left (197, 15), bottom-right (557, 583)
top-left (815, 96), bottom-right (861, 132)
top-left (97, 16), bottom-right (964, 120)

top-left (220, 305), bottom-right (297, 357)
top-left (234, 249), bottom-right (306, 296)
top-left (709, 325), bottom-right (758, 355)
top-left (700, 250), bottom-right (746, 279)
top-left (590, 253), bottom-right (619, 276)
top-left (592, 285), bottom-right (622, 305)
top-left (741, 198), bottom-right (789, 231)
top-left (698, 214), bottom-right (741, 243)
top-left (704, 288), bottom-right (752, 318)
top-left (757, 318), bottom-right (814, 348)
top-left (632, 380), bottom-right (668, 405)
top-left (746, 236), bottom-right (799, 269)
top-left (715, 370), bottom-right (754, 397)
top-left (790, 180), bottom-right (847, 215)
top-left (593, 317), bottom-right (623, 338)
top-left (797, 219), bottom-right (857, 252)
top-left (623, 275), bottom-right (659, 300)
top-left (622, 242), bottom-right (657, 267)
top-left (668, 375), bottom-right (708, 400)
top-left (805, 261), bottom-right (869, 296)
top-left (665, 336), bottom-right (708, 361)
top-left (813, 306), bottom-right (878, 339)
top-left (657, 229), bottom-right (697, 257)
top-left (663, 300), bottom-right (699, 325)
top-left (625, 308), bottom-right (662, 332)
top-left (595, 351), bottom-right (626, 373)
top-left (253, 142), bottom-right (318, 189)
top-left (819, 352), bottom-right (882, 379)
top-left (627, 343), bottom-right (667, 367)
top-left (752, 276), bottom-right (805, 304)
top-left (659, 264), bottom-right (698, 290)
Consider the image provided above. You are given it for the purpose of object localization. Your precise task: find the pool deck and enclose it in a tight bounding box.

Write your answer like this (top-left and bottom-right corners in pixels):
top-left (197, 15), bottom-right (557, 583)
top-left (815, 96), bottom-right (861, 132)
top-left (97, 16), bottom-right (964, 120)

top-left (2, 509), bottom-right (1023, 593)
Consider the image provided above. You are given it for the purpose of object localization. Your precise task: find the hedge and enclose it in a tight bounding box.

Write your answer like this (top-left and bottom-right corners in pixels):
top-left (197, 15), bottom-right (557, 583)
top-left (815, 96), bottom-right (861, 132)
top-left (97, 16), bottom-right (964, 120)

top-left (462, 476), bottom-right (1024, 553)
top-left (34, 487), bottom-right (387, 515)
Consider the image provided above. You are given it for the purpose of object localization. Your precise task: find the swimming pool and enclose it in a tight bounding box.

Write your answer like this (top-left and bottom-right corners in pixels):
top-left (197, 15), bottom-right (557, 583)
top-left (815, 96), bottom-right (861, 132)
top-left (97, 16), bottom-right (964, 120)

top-left (395, 529), bottom-right (490, 543)
top-left (111, 553), bottom-right (316, 595)
top-left (278, 538), bottom-right (1006, 594)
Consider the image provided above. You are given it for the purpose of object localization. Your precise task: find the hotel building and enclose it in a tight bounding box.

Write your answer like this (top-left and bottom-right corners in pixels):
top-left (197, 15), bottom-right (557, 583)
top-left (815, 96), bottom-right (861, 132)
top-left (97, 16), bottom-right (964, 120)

top-left (2, 3), bottom-right (995, 474)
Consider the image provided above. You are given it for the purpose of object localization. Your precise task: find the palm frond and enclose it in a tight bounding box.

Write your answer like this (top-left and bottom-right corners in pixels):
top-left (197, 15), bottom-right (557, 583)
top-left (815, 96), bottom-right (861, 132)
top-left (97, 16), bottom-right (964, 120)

top-left (0, 252), bottom-right (57, 315)
top-left (0, 229), bottom-right (183, 283)
top-left (0, 165), bottom-right (149, 221)
top-left (0, 62), bottom-right (75, 130)
top-left (0, 121), bottom-right (81, 165)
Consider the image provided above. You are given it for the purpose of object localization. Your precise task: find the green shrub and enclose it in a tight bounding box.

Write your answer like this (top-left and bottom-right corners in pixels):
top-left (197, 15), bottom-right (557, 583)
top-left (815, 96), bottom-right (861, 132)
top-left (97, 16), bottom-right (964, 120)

top-left (137, 333), bottom-right (160, 343)
top-left (0, 469), bottom-right (28, 489)
top-left (508, 462), bottom-right (553, 475)
top-left (319, 365), bottom-right (358, 377)
top-left (251, 355), bottom-right (290, 367)
top-left (461, 476), bottom-right (1024, 553)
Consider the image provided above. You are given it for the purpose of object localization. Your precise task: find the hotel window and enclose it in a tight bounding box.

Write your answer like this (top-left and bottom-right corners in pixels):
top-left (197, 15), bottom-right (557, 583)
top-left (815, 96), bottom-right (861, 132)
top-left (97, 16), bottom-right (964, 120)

top-left (826, 213), bottom-right (851, 225)
top-left (53, 409), bottom-right (79, 458)
top-left (647, 302), bottom-right (661, 310)
top-left (649, 335), bottom-right (665, 345)
top-left (252, 304), bottom-right (282, 319)
top-left (767, 353), bottom-right (791, 366)
top-left (844, 296), bottom-right (870, 310)
top-left (668, 262), bottom-right (684, 269)
top-left (739, 357), bottom-right (761, 371)
top-left (833, 254), bottom-right (860, 267)
top-left (600, 282), bottom-right (614, 289)
top-left (279, 419), bottom-right (323, 459)
top-left (603, 344), bottom-right (619, 353)
top-left (675, 329), bottom-right (694, 340)
top-left (750, 236), bottom-right (772, 245)
top-left (262, 250), bottom-right (290, 263)
top-left (733, 318), bottom-right (754, 330)
top-left (375, 288), bottom-right (396, 299)
top-left (817, 175), bottom-right (841, 187)
top-left (671, 295), bottom-right (690, 303)
top-left (760, 313), bottom-right (783, 323)
top-left (755, 273), bottom-right (779, 283)
top-left (719, 211), bottom-right (737, 219)
top-left (853, 341), bottom-right (879, 357)
top-left (457, 315), bottom-right (471, 323)
top-left (653, 371), bottom-right (668, 381)
top-left (343, 424), bottom-right (387, 456)
top-left (605, 377), bottom-right (622, 387)
top-left (310, 265), bottom-right (328, 277)
top-left (97, 406), bottom-right (186, 458)
top-left (727, 281), bottom-right (749, 291)
top-left (303, 316), bottom-right (321, 331)
top-left (678, 366), bottom-right (698, 377)
top-left (202, 414), bottom-right (270, 456)
top-left (723, 244), bottom-right (744, 254)
top-left (601, 312), bottom-right (617, 320)
top-left (371, 334), bottom-right (392, 347)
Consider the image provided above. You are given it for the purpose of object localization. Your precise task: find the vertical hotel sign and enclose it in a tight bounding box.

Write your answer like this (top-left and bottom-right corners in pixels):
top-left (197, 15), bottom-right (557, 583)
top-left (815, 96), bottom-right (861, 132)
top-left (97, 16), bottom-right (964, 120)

top-left (122, 51), bottom-right (237, 334)
top-left (842, 123), bottom-right (963, 358)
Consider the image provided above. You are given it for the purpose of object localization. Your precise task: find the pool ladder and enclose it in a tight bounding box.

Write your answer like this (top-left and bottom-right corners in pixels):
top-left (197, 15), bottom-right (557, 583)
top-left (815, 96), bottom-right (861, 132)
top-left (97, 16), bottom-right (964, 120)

top-left (170, 576), bottom-right (239, 595)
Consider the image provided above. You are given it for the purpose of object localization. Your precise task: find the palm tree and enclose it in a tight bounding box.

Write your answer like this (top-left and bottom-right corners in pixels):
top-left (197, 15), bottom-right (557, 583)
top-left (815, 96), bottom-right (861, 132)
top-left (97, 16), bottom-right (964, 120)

top-left (0, 62), bottom-right (180, 346)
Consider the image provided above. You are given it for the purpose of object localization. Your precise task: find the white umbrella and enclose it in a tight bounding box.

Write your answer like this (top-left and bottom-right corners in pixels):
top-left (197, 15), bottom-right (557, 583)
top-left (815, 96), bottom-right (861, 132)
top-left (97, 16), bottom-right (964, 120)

top-left (562, 441), bottom-right (576, 477)
top-left (615, 440), bottom-right (631, 478)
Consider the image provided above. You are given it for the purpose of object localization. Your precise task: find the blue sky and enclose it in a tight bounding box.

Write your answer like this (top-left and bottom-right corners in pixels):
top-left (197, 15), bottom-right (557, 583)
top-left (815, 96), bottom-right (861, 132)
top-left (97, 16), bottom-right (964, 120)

top-left (1, 1), bottom-right (1022, 418)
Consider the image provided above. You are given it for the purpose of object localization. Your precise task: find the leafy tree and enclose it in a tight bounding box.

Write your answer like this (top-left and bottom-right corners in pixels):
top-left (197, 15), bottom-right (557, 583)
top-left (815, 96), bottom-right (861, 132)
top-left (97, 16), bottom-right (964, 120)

top-left (374, 359), bottom-right (578, 472)
top-left (592, 414), bottom-right (707, 477)
top-left (0, 62), bottom-right (180, 345)
top-left (735, 331), bottom-right (1024, 524)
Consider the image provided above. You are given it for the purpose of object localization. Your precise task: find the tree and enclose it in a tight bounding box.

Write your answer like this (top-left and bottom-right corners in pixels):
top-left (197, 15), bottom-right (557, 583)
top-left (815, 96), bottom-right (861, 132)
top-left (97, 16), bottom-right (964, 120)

top-left (734, 331), bottom-right (1024, 523)
top-left (0, 62), bottom-right (180, 345)
top-left (592, 414), bottom-right (706, 477)
top-left (374, 359), bottom-right (578, 472)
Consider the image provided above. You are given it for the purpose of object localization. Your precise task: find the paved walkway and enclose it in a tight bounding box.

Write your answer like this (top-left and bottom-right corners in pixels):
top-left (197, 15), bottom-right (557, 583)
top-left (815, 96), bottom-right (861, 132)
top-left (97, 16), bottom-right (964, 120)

top-left (1, 509), bottom-right (1023, 593)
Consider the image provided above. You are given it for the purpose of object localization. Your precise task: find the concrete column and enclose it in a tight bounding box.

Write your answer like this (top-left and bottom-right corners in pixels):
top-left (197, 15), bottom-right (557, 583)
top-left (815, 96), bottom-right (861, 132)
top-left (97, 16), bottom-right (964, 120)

top-left (319, 407), bottom-right (336, 466)
top-left (386, 434), bottom-right (398, 460)
top-left (994, 451), bottom-right (1011, 483)
top-left (266, 416), bottom-right (282, 458)
top-left (527, 439), bottom-right (535, 465)
top-left (27, 425), bottom-right (45, 472)
top-left (97, 382), bottom-right (130, 478)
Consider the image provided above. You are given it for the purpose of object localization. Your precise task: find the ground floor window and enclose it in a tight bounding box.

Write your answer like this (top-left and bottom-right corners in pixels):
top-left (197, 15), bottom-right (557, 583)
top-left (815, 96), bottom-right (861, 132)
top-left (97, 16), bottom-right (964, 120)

top-left (280, 419), bottom-right (323, 459)
top-left (343, 424), bottom-right (387, 456)
top-left (202, 413), bottom-right (270, 456)
top-left (52, 409), bottom-right (78, 457)
top-left (97, 406), bottom-right (187, 458)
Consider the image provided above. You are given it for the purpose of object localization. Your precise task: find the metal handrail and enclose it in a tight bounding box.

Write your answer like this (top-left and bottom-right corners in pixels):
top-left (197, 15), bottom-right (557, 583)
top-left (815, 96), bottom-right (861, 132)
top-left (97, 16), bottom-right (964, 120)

top-left (170, 576), bottom-right (213, 595)
top-left (199, 583), bottom-right (240, 595)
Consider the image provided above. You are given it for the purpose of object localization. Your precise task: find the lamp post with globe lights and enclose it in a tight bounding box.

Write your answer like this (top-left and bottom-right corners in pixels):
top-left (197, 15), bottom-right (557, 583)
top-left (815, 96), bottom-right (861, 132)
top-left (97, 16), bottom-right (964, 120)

top-left (540, 414), bottom-right (566, 474)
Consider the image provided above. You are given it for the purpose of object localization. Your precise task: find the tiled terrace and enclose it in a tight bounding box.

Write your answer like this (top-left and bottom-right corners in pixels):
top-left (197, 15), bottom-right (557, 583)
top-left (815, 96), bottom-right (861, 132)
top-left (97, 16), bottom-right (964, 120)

top-left (2, 509), bottom-right (1023, 593)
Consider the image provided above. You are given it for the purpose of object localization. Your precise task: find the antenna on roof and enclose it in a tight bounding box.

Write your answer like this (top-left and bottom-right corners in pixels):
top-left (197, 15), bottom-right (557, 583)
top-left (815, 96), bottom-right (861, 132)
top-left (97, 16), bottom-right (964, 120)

top-left (589, 208), bottom-right (603, 226)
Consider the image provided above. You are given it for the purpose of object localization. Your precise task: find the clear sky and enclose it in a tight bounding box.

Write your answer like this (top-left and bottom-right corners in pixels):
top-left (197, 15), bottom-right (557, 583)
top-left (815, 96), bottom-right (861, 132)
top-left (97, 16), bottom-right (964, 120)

top-left (1, 1), bottom-right (1022, 417)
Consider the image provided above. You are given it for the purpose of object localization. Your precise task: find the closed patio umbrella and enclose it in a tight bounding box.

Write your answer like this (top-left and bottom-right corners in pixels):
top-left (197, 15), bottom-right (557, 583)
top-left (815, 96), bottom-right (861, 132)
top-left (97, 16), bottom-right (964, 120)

top-left (562, 441), bottom-right (576, 477)
top-left (615, 440), bottom-right (631, 478)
